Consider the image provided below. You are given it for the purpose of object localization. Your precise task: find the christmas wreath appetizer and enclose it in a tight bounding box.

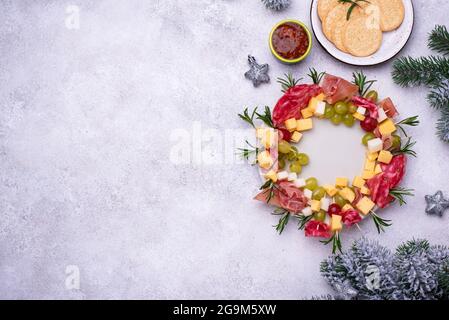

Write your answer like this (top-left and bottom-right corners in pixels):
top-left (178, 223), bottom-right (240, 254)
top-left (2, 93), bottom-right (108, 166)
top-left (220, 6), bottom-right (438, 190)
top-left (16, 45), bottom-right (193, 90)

top-left (238, 70), bottom-right (418, 252)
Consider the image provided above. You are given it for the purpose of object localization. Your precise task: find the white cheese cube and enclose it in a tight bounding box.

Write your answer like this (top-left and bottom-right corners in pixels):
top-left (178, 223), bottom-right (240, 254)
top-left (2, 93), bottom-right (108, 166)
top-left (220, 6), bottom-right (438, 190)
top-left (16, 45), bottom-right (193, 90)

top-left (314, 101), bottom-right (326, 117)
top-left (302, 207), bottom-right (313, 217)
top-left (294, 178), bottom-right (306, 188)
top-left (304, 189), bottom-right (313, 199)
top-left (277, 171), bottom-right (289, 181)
top-left (377, 108), bottom-right (387, 123)
top-left (321, 197), bottom-right (330, 211)
top-left (288, 172), bottom-right (297, 182)
top-left (367, 138), bottom-right (383, 153)
top-left (356, 106), bottom-right (366, 115)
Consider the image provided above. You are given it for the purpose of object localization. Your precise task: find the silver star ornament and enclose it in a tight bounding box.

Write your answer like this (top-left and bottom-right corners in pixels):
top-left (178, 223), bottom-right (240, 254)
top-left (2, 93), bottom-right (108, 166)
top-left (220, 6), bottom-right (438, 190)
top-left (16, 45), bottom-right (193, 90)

top-left (244, 55), bottom-right (270, 87)
top-left (425, 191), bottom-right (449, 217)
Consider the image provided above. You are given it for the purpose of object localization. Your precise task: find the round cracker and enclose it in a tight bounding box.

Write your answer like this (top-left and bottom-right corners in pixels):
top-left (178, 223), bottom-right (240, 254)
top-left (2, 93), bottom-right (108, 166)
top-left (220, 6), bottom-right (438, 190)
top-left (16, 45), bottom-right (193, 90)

top-left (323, 4), bottom-right (350, 43)
top-left (370, 0), bottom-right (405, 31)
top-left (332, 6), bottom-right (366, 53)
top-left (318, 0), bottom-right (339, 21)
top-left (343, 15), bottom-right (383, 57)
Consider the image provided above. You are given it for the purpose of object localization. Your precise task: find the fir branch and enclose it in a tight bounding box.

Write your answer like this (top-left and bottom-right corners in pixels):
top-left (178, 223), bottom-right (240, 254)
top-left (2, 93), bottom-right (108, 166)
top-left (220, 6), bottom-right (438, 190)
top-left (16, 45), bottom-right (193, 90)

top-left (277, 73), bottom-right (301, 93)
top-left (429, 25), bottom-right (449, 56)
top-left (236, 140), bottom-right (259, 161)
top-left (273, 209), bottom-right (290, 234)
top-left (392, 56), bottom-right (449, 87)
top-left (392, 137), bottom-right (417, 157)
top-left (389, 187), bottom-right (414, 206)
top-left (294, 214), bottom-right (313, 230)
top-left (321, 232), bottom-right (343, 254)
top-left (260, 179), bottom-right (278, 203)
top-left (439, 263), bottom-right (449, 298)
top-left (338, 0), bottom-right (370, 21)
top-left (437, 107), bottom-right (449, 142)
top-left (255, 106), bottom-right (274, 128)
top-left (396, 116), bottom-right (420, 136)
top-left (238, 107), bottom-right (257, 128)
top-left (427, 81), bottom-right (449, 109)
top-left (370, 211), bottom-right (392, 234)
top-left (352, 70), bottom-right (377, 96)
top-left (308, 68), bottom-right (326, 85)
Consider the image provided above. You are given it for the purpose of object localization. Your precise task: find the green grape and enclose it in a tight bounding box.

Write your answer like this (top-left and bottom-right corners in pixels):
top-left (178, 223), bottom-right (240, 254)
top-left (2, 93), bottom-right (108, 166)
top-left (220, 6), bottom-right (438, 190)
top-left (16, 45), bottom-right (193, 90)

top-left (290, 146), bottom-right (298, 153)
top-left (278, 140), bottom-right (292, 154)
top-left (324, 104), bottom-right (335, 119)
top-left (297, 153), bottom-right (309, 166)
top-left (278, 158), bottom-right (286, 170)
top-left (365, 90), bottom-right (378, 103)
top-left (287, 151), bottom-right (298, 161)
top-left (331, 114), bottom-right (343, 125)
top-left (289, 161), bottom-right (302, 174)
top-left (312, 187), bottom-right (326, 200)
top-left (334, 101), bottom-right (349, 115)
top-left (391, 134), bottom-right (402, 151)
top-left (334, 194), bottom-right (347, 207)
top-left (314, 210), bottom-right (327, 222)
top-left (343, 114), bottom-right (355, 127)
top-left (362, 132), bottom-right (376, 146)
top-left (347, 102), bottom-right (357, 114)
top-left (305, 177), bottom-right (318, 191)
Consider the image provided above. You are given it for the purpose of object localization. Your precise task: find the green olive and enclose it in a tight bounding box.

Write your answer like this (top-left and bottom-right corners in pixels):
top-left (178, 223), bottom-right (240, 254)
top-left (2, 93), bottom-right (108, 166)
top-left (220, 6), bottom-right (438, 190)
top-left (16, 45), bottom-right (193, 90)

top-left (334, 194), bottom-right (348, 207)
top-left (278, 140), bottom-right (292, 154)
top-left (365, 90), bottom-right (378, 103)
top-left (297, 153), bottom-right (309, 166)
top-left (324, 104), bottom-right (335, 119)
top-left (334, 101), bottom-right (349, 115)
top-left (362, 132), bottom-right (376, 146)
top-left (343, 114), bottom-right (355, 127)
top-left (347, 102), bottom-right (357, 114)
top-left (331, 114), bottom-right (343, 125)
top-left (305, 177), bottom-right (319, 191)
top-left (391, 134), bottom-right (402, 151)
top-left (312, 187), bottom-right (326, 200)
top-left (289, 161), bottom-right (302, 174)
top-left (314, 210), bottom-right (327, 222)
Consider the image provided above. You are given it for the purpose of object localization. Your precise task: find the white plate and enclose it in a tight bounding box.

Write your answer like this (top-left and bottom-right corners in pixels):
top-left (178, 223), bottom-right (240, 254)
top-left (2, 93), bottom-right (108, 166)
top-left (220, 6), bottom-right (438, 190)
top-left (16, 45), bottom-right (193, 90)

top-left (310, 0), bottom-right (414, 66)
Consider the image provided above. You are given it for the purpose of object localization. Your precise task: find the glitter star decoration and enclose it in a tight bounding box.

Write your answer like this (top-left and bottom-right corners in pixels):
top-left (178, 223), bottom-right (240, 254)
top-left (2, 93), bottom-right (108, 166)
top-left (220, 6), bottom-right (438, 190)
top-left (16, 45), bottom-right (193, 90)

top-left (425, 191), bottom-right (449, 217)
top-left (244, 55), bottom-right (270, 87)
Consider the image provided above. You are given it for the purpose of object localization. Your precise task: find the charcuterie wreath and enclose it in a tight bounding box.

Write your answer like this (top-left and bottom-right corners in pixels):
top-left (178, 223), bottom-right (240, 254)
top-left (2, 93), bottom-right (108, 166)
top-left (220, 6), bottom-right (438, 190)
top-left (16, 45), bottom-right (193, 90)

top-left (238, 70), bottom-right (418, 252)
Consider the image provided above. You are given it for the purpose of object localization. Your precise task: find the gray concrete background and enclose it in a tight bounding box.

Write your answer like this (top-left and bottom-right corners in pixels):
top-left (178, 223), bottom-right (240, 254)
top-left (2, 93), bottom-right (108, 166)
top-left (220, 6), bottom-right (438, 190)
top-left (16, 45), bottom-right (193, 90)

top-left (0, 0), bottom-right (448, 299)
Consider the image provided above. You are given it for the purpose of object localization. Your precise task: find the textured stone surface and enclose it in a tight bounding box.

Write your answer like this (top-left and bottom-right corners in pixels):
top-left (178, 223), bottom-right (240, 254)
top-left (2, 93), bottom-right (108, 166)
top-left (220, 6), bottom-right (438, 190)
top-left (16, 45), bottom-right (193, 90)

top-left (0, 0), bottom-right (448, 299)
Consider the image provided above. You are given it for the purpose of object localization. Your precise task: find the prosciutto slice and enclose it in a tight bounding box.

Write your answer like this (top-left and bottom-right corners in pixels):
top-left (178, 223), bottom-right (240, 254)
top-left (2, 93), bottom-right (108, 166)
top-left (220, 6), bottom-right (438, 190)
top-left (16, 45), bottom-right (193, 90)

top-left (379, 98), bottom-right (399, 118)
top-left (321, 73), bottom-right (359, 104)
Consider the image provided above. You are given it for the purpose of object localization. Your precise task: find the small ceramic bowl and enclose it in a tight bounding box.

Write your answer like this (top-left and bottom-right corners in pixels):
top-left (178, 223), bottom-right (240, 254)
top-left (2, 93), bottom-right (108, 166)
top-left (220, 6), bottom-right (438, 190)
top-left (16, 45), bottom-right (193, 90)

top-left (269, 19), bottom-right (313, 64)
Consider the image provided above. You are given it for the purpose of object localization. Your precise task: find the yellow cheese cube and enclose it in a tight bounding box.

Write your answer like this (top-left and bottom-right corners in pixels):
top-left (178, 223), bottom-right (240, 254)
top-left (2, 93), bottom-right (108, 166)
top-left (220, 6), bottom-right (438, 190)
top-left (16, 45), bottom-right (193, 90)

top-left (290, 131), bottom-right (303, 143)
top-left (365, 159), bottom-right (376, 172)
top-left (361, 186), bottom-right (371, 195)
top-left (356, 196), bottom-right (375, 215)
top-left (379, 119), bottom-right (397, 136)
top-left (362, 170), bottom-right (375, 180)
top-left (256, 127), bottom-right (265, 139)
top-left (285, 118), bottom-right (298, 132)
top-left (378, 150), bottom-right (393, 164)
top-left (353, 176), bottom-right (366, 189)
top-left (264, 170), bottom-right (277, 182)
top-left (335, 177), bottom-right (348, 188)
top-left (367, 152), bottom-right (379, 161)
top-left (310, 200), bottom-right (321, 212)
top-left (260, 129), bottom-right (275, 148)
top-left (308, 96), bottom-right (323, 112)
top-left (315, 93), bottom-right (325, 101)
top-left (342, 204), bottom-right (354, 212)
top-left (375, 164), bottom-right (383, 174)
top-left (257, 151), bottom-right (273, 170)
top-left (323, 184), bottom-right (338, 197)
top-left (301, 108), bottom-right (314, 119)
top-left (331, 214), bottom-right (343, 232)
top-left (353, 112), bottom-right (366, 121)
top-left (339, 187), bottom-right (356, 203)
top-left (296, 119), bottom-right (313, 132)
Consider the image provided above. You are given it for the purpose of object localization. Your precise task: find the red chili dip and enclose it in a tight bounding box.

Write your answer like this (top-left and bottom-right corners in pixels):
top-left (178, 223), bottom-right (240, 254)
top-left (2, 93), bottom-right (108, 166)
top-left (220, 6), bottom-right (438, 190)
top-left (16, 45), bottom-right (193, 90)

top-left (272, 22), bottom-right (309, 60)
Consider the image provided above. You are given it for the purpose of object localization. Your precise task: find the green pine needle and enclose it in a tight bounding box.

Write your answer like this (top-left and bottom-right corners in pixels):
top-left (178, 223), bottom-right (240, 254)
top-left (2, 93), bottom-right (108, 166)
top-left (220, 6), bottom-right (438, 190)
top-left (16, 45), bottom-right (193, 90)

top-left (437, 107), bottom-right (449, 142)
top-left (427, 82), bottom-right (449, 109)
top-left (277, 73), bottom-right (302, 93)
top-left (321, 232), bottom-right (343, 254)
top-left (429, 25), bottom-right (449, 56)
top-left (370, 211), bottom-right (392, 234)
top-left (352, 70), bottom-right (377, 96)
top-left (392, 56), bottom-right (449, 88)
top-left (389, 187), bottom-right (415, 206)
top-left (308, 68), bottom-right (326, 84)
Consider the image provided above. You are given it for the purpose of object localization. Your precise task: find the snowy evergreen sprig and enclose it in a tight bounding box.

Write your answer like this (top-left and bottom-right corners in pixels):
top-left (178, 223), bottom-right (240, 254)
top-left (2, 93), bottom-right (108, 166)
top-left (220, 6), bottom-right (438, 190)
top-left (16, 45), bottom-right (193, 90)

top-left (261, 0), bottom-right (291, 11)
top-left (392, 25), bottom-right (449, 143)
top-left (320, 238), bottom-right (449, 300)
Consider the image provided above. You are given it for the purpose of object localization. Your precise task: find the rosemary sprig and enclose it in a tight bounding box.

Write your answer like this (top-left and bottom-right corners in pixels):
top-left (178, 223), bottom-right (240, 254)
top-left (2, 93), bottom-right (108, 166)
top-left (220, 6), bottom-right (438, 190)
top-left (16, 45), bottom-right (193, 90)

top-left (273, 209), bottom-right (290, 235)
top-left (236, 140), bottom-right (259, 161)
top-left (338, 0), bottom-right (370, 20)
top-left (255, 106), bottom-right (274, 128)
top-left (308, 68), bottom-right (326, 85)
top-left (389, 187), bottom-right (415, 206)
top-left (238, 107), bottom-right (257, 128)
top-left (393, 137), bottom-right (417, 157)
top-left (294, 214), bottom-right (313, 230)
top-left (320, 232), bottom-right (342, 254)
top-left (370, 211), bottom-right (392, 234)
top-left (352, 70), bottom-right (377, 96)
top-left (277, 73), bottom-right (302, 93)
top-left (260, 179), bottom-right (278, 203)
top-left (396, 116), bottom-right (420, 137)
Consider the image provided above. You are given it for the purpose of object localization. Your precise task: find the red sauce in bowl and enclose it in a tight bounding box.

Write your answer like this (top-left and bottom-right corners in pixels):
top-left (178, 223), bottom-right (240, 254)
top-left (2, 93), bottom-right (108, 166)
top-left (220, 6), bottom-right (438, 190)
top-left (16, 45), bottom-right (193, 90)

top-left (271, 22), bottom-right (309, 60)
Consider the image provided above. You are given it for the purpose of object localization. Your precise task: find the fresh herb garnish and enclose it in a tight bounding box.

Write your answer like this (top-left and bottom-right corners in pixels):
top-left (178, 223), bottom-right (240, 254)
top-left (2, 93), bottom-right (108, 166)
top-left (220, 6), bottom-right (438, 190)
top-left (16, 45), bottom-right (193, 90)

top-left (370, 211), bottom-right (392, 234)
top-left (294, 214), bottom-right (313, 230)
top-left (393, 137), bottom-right (417, 157)
top-left (308, 68), bottom-right (326, 85)
top-left (260, 179), bottom-right (278, 204)
top-left (352, 70), bottom-right (377, 96)
top-left (236, 140), bottom-right (259, 162)
top-left (277, 73), bottom-right (302, 93)
top-left (396, 116), bottom-right (420, 137)
top-left (273, 209), bottom-right (290, 235)
top-left (255, 106), bottom-right (274, 128)
top-left (339, 0), bottom-right (370, 21)
top-left (321, 232), bottom-right (342, 254)
top-left (389, 187), bottom-right (415, 206)
top-left (238, 107), bottom-right (257, 128)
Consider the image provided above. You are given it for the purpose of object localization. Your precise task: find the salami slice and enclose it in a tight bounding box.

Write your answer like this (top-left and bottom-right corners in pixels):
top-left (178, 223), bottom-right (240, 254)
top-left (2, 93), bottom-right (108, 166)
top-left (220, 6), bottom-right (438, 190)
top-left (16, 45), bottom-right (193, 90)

top-left (352, 96), bottom-right (379, 119)
top-left (380, 155), bottom-right (406, 189)
top-left (305, 220), bottom-right (331, 238)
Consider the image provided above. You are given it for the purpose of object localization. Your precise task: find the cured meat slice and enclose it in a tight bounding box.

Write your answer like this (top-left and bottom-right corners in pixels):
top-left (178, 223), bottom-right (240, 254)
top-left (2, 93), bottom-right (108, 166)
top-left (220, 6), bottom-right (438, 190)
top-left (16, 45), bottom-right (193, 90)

top-left (305, 220), bottom-right (331, 238)
top-left (321, 73), bottom-right (359, 104)
top-left (381, 154), bottom-right (406, 189)
top-left (352, 96), bottom-right (379, 119)
top-left (341, 209), bottom-right (362, 227)
top-left (379, 97), bottom-right (399, 118)
top-left (254, 181), bottom-right (308, 214)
